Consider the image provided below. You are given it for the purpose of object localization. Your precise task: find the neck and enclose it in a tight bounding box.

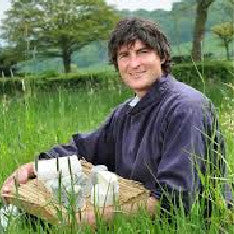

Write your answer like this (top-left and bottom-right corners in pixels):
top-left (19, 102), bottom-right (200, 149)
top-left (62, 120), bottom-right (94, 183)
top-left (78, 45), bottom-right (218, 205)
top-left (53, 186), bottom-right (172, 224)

top-left (135, 74), bottom-right (163, 98)
top-left (135, 90), bottom-right (146, 98)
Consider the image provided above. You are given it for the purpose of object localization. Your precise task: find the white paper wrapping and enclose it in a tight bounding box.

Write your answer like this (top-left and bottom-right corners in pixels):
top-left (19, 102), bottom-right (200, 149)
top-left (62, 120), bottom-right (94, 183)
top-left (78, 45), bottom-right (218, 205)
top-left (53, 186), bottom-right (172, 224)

top-left (36, 155), bottom-right (82, 181)
top-left (91, 170), bottom-right (119, 207)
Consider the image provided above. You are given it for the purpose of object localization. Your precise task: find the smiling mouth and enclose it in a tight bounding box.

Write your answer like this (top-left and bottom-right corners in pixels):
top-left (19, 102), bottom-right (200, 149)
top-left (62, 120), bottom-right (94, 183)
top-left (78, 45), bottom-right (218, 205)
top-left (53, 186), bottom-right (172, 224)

top-left (129, 71), bottom-right (146, 77)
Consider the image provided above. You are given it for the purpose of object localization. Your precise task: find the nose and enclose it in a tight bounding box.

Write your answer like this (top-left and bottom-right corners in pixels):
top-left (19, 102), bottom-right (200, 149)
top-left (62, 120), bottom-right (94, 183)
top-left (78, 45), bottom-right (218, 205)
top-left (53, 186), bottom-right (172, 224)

top-left (128, 55), bottom-right (141, 69)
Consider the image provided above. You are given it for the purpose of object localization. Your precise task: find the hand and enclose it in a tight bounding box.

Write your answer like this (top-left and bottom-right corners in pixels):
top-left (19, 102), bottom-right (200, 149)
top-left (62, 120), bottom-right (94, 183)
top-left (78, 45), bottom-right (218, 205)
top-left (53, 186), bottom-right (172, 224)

top-left (75, 197), bottom-right (158, 226)
top-left (76, 208), bottom-right (96, 227)
top-left (1, 162), bottom-right (35, 203)
top-left (76, 206), bottom-right (114, 227)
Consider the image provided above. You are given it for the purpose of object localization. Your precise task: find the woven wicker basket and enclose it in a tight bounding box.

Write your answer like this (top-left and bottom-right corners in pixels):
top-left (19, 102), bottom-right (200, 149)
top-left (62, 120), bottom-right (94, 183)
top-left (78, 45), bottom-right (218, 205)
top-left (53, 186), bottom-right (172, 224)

top-left (6, 160), bottom-right (150, 225)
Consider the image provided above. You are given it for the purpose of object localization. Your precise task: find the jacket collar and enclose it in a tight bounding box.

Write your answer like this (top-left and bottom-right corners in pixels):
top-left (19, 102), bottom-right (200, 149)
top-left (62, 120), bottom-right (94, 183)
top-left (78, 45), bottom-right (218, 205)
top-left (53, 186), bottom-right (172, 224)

top-left (127, 74), bottom-right (172, 114)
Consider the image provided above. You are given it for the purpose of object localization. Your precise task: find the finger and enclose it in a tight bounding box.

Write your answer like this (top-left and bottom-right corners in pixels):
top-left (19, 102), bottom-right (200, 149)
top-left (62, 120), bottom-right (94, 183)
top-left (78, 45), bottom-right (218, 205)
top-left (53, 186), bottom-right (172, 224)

top-left (1, 170), bottom-right (27, 197)
top-left (1, 193), bottom-right (13, 204)
top-left (1, 177), bottom-right (14, 195)
top-left (85, 211), bottom-right (96, 226)
top-left (15, 169), bottom-right (28, 184)
top-left (76, 210), bottom-right (96, 226)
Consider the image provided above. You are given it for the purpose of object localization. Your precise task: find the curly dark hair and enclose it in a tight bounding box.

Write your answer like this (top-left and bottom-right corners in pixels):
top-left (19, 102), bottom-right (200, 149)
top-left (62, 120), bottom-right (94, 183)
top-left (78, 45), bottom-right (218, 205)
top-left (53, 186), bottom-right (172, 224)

top-left (108, 17), bottom-right (171, 75)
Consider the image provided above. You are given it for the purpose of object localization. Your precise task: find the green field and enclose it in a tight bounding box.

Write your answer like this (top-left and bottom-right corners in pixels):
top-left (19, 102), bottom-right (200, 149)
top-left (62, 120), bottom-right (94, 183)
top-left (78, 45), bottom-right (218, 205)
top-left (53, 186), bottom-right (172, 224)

top-left (0, 75), bottom-right (233, 232)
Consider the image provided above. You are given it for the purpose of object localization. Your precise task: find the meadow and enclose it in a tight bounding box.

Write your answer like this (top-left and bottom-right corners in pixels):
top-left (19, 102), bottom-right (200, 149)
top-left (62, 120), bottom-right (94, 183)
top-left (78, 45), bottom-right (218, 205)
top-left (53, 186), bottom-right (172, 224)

top-left (0, 72), bottom-right (233, 233)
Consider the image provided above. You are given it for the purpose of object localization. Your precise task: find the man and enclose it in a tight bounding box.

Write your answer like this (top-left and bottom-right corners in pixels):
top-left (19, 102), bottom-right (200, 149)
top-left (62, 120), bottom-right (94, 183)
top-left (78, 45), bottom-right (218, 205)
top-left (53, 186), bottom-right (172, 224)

top-left (1, 17), bottom-right (228, 224)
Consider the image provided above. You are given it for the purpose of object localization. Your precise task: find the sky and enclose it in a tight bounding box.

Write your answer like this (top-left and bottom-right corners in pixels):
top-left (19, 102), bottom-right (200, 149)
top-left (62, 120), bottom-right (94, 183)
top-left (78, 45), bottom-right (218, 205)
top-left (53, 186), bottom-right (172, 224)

top-left (0, 0), bottom-right (11, 20)
top-left (107, 0), bottom-right (181, 11)
top-left (0, 0), bottom-right (181, 21)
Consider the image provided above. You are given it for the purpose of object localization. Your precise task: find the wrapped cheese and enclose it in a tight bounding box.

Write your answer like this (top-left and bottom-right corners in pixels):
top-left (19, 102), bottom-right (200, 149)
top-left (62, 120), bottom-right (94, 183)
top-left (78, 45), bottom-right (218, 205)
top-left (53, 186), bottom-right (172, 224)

top-left (36, 155), bottom-right (82, 181)
top-left (36, 155), bottom-right (86, 210)
top-left (90, 165), bottom-right (108, 185)
top-left (47, 172), bottom-right (88, 209)
top-left (91, 170), bottom-right (119, 207)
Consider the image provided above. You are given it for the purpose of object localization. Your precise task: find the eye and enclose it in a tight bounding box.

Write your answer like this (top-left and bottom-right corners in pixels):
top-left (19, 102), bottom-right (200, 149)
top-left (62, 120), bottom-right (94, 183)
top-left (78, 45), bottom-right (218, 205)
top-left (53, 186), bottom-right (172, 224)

top-left (118, 53), bottom-right (128, 59)
top-left (138, 49), bottom-right (150, 55)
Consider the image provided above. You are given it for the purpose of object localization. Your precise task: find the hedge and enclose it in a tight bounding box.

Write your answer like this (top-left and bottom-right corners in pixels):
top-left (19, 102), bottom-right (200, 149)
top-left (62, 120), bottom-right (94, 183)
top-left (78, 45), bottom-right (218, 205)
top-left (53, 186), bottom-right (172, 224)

top-left (172, 61), bottom-right (233, 84)
top-left (0, 70), bottom-right (119, 95)
top-left (0, 61), bottom-right (233, 95)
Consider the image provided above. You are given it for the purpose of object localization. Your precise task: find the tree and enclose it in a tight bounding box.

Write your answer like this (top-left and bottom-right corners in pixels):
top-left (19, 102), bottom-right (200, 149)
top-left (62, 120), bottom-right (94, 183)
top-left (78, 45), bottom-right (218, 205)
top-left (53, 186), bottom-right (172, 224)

top-left (170, 1), bottom-right (196, 53)
top-left (0, 43), bottom-right (26, 77)
top-left (212, 22), bottom-right (234, 60)
top-left (214, 0), bottom-right (234, 22)
top-left (1, 0), bottom-right (118, 73)
top-left (192, 0), bottom-right (215, 61)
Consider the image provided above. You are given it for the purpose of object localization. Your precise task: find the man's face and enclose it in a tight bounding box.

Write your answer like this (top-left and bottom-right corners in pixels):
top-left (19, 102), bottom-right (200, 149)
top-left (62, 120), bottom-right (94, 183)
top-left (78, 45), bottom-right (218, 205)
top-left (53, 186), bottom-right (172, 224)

top-left (117, 40), bottom-right (163, 97)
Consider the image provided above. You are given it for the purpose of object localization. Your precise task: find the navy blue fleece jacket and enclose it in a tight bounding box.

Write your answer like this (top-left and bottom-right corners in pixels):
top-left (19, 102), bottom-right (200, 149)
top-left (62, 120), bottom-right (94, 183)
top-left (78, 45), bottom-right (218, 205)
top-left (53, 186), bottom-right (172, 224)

top-left (38, 75), bottom-right (231, 211)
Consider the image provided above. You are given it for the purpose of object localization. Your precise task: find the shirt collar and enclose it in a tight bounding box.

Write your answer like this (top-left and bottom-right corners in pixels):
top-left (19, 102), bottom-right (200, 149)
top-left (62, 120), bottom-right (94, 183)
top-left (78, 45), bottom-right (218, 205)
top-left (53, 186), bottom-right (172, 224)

top-left (129, 96), bottom-right (141, 107)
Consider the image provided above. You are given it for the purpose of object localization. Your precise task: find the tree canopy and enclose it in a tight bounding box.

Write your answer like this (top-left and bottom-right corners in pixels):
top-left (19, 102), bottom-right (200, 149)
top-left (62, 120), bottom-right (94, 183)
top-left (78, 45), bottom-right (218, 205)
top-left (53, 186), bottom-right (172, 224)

top-left (1, 0), bottom-right (232, 75)
top-left (1, 0), bottom-right (118, 73)
top-left (212, 22), bottom-right (234, 59)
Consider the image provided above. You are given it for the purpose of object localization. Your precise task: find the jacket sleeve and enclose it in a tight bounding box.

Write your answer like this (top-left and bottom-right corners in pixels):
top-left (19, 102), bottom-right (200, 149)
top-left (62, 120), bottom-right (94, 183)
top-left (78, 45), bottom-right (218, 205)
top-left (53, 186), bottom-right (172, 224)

top-left (38, 110), bottom-right (116, 171)
top-left (151, 99), bottom-right (224, 212)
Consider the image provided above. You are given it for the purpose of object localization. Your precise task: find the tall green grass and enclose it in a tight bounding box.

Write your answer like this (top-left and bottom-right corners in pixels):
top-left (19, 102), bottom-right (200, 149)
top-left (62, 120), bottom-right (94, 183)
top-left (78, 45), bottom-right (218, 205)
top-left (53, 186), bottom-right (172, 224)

top-left (0, 76), bottom-right (233, 233)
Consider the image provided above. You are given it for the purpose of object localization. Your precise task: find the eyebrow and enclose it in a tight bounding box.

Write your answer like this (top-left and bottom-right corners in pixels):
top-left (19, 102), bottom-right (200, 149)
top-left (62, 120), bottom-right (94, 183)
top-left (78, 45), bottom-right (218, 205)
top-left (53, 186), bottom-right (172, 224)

top-left (117, 50), bottom-right (128, 55)
top-left (137, 47), bottom-right (150, 51)
top-left (118, 46), bottom-right (150, 55)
